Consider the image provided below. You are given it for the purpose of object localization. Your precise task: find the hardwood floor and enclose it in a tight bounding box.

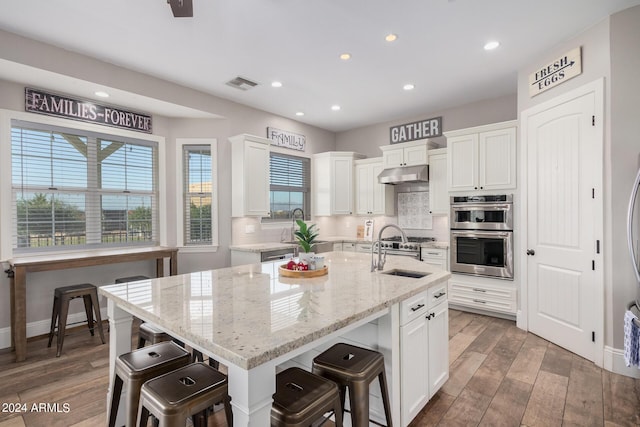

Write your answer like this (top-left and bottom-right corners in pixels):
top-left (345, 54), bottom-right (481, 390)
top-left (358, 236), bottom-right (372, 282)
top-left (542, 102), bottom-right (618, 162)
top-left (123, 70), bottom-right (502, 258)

top-left (0, 310), bottom-right (638, 426)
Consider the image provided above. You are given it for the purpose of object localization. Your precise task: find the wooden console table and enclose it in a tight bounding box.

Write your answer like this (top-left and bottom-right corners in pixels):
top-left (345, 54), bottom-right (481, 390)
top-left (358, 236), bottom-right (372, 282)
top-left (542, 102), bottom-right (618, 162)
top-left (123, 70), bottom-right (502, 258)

top-left (8, 246), bottom-right (178, 362)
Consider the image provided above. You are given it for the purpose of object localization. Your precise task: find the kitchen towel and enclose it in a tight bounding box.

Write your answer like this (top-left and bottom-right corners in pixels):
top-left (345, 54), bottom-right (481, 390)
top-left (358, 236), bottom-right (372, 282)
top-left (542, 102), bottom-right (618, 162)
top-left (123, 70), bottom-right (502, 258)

top-left (623, 309), bottom-right (640, 367)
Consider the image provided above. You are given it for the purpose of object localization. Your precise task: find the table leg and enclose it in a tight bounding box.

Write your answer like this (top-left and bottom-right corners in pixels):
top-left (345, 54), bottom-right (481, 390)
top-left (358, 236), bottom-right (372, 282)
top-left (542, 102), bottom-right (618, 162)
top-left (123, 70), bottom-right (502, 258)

top-left (156, 258), bottom-right (164, 277)
top-left (169, 251), bottom-right (177, 276)
top-left (227, 362), bottom-right (275, 426)
top-left (13, 267), bottom-right (26, 362)
top-left (105, 300), bottom-right (133, 427)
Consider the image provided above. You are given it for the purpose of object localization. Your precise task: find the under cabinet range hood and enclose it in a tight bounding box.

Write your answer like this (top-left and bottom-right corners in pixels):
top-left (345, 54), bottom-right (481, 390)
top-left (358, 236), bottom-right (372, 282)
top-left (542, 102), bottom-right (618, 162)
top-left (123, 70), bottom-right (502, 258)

top-left (378, 164), bottom-right (429, 185)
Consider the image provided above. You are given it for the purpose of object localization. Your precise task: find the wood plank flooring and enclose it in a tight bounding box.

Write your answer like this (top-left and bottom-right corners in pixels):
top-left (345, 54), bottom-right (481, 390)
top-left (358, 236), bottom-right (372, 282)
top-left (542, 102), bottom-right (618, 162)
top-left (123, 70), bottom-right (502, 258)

top-left (0, 310), bottom-right (638, 426)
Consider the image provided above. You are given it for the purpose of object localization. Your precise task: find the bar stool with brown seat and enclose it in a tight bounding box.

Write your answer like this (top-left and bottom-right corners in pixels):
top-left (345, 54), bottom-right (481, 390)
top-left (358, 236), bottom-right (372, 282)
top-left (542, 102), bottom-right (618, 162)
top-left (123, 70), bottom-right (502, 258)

top-left (271, 366), bottom-right (343, 427)
top-left (47, 283), bottom-right (106, 357)
top-left (137, 362), bottom-right (233, 427)
top-left (108, 341), bottom-right (191, 427)
top-left (312, 343), bottom-right (393, 427)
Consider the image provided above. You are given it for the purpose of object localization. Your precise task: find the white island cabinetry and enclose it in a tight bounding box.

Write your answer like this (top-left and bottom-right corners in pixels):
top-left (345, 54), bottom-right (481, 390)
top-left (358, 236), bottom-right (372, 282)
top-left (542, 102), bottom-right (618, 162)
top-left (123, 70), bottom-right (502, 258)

top-left (230, 134), bottom-right (271, 217)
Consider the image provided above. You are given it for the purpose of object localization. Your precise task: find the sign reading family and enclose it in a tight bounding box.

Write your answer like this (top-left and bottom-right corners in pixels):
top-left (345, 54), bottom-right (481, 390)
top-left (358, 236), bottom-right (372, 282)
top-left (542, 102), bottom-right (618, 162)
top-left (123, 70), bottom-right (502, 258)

top-left (529, 47), bottom-right (582, 97)
top-left (25, 88), bottom-right (152, 133)
top-left (267, 127), bottom-right (306, 151)
top-left (390, 116), bottom-right (442, 144)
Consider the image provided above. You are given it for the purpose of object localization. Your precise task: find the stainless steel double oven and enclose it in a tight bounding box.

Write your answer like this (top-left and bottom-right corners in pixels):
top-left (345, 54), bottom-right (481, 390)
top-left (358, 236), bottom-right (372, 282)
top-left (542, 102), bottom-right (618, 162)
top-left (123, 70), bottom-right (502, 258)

top-left (450, 194), bottom-right (514, 280)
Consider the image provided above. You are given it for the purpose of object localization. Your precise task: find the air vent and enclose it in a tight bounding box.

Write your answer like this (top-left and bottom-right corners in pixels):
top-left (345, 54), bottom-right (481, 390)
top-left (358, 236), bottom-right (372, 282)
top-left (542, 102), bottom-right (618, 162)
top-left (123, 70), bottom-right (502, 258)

top-left (225, 76), bottom-right (259, 91)
top-left (167, 0), bottom-right (193, 17)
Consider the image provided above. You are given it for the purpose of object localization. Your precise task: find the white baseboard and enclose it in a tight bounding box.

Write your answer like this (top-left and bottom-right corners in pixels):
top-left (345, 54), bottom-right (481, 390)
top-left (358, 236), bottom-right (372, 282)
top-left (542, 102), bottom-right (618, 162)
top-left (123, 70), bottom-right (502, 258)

top-left (603, 345), bottom-right (640, 379)
top-left (0, 307), bottom-right (108, 350)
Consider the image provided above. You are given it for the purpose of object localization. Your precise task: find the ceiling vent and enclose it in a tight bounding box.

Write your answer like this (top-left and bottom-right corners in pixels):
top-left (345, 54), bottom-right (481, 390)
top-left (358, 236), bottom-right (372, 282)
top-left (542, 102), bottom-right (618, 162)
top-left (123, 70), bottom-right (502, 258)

top-left (225, 76), bottom-right (259, 91)
top-left (167, 0), bottom-right (193, 18)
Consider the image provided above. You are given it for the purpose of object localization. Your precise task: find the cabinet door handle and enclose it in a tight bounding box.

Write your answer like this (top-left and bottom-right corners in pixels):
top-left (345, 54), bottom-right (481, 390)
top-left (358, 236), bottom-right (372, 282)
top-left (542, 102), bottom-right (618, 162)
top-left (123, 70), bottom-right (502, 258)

top-left (472, 299), bottom-right (487, 304)
top-left (434, 292), bottom-right (446, 299)
top-left (410, 303), bottom-right (425, 312)
top-left (472, 288), bottom-right (486, 292)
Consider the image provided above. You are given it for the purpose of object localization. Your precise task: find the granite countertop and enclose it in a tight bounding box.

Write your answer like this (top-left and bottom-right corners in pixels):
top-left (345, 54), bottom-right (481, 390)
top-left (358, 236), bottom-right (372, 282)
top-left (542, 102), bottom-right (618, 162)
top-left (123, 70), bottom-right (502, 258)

top-left (99, 251), bottom-right (450, 370)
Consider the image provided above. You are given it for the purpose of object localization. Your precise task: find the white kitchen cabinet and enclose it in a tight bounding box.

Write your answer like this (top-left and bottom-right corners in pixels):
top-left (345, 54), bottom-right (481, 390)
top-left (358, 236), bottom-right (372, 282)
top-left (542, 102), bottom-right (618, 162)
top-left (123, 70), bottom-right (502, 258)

top-left (446, 121), bottom-right (517, 192)
top-left (332, 242), bottom-right (343, 251)
top-left (421, 246), bottom-right (449, 271)
top-left (380, 140), bottom-right (429, 168)
top-left (313, 152), bottom-right (364, 216)
top-left (355, 242), bottom-right (374, 253)
top-left (355, 158), bottom-right (394, 216)
top-left (400, 283), bottom-right (449, 426)
top-left (229, 134), bottom-right (271, 217)
top-left (342, 242), bottom-right (356, 252)
top-left (448, 275), bottom-right (517, 315)
top-left (427, 148), bottom-right (448, 215)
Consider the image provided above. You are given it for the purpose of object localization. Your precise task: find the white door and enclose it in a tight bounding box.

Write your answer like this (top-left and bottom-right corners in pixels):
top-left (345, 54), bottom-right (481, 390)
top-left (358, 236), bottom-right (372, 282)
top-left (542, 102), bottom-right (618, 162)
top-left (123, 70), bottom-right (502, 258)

top-left (524, 81), bottom-right (603, 361)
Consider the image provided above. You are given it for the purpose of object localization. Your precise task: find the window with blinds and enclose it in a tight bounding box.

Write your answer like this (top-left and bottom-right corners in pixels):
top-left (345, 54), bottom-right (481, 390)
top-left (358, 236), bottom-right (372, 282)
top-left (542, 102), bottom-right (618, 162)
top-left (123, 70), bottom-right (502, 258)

top-left (10, 120), bottom-right (159, 251)
top-left (266, 152), bottom-right (310, 221)
top-left (183, 146), bottom-right (213, 245)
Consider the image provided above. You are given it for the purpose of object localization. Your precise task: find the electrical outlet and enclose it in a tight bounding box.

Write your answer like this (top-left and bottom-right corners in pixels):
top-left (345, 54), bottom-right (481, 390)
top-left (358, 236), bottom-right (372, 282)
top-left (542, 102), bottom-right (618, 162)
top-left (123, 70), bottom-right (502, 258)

top-left (245, 224), bottom-right (255, 234)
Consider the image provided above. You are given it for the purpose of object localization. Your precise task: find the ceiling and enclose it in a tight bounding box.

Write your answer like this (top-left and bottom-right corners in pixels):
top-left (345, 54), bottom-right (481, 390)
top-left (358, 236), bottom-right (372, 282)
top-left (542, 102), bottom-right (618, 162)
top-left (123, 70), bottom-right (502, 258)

top-left (0, 0), bottom-right (638, 132)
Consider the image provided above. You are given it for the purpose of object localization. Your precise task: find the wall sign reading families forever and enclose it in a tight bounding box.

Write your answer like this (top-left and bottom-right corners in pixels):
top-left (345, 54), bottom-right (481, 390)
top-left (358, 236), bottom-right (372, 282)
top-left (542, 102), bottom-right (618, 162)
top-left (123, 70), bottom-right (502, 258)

top-left (25, 88), bottom-right (152, 133)
top-left (529, 47), bottom-right (582, 97)
top-left (390, 116), bottom-right (442, 144)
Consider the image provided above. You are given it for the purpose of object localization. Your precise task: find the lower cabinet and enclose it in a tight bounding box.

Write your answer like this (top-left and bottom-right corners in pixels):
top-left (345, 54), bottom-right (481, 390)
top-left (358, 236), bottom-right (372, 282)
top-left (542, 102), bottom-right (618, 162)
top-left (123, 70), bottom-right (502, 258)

top-left (448, 275), bottom-right (516, 315)
top-left (400, 283), bottom-right (449, 426)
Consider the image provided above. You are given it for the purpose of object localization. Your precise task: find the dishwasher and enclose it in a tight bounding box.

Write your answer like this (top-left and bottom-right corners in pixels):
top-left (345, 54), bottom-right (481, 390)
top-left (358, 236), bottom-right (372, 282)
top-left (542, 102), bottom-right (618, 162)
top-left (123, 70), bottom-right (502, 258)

top-left (261, 247), bottom-right (297, 262)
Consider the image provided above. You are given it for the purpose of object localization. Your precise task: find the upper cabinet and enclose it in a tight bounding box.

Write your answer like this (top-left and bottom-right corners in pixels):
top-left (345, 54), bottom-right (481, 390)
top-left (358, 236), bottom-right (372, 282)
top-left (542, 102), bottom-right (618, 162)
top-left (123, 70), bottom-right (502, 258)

top-left (446, 121), bottom-right (517, 192)
top-left (355, 157), bottom-right (394, 216)
top-left (229, 134), bottom-right (271, 217)
top-left (428, 148), bottom-right (448, 215)
top-left (314, 152), bottom-right (364, 216)
top-left (380, 140), bottom-right (429, 168)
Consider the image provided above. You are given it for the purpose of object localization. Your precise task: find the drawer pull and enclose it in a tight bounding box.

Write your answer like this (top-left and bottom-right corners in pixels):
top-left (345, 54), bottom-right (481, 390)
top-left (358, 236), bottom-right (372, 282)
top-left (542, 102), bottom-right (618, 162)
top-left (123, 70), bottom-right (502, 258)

top-left (410, 303), bottom-right (425, 312)
top-left (472, 299), bottom-right (487, 304)
top-left (434, 292), bottom-right (446, 299)
top-left (472, 288), bottom-right (487, 292)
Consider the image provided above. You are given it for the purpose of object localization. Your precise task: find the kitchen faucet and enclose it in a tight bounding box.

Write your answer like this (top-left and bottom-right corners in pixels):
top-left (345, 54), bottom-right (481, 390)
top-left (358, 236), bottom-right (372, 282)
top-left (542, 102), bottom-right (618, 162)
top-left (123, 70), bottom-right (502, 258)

top-left (290, 208), bottom-right (304, 241)
top-left (371, 223), bottom-right (408, 271)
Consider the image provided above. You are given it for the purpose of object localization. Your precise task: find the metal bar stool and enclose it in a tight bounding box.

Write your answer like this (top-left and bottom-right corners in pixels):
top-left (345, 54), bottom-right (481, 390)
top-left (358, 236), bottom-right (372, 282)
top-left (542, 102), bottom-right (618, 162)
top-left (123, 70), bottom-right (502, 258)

top-left (312, 343), bottom-right (393, 427)
top-left (108, 341), bottom-right (191, 427)
top-left (271, 367), bottom-right (343, 427)
top-left (47, 283), bottom-right (106, 357)
top-left (137, 362), bottom-right (233, 427)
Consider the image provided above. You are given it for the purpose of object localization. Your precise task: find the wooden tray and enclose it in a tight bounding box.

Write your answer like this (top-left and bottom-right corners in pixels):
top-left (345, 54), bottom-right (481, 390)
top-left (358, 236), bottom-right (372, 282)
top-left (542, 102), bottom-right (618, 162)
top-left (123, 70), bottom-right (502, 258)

top-left (279, 265), bottom-right (328, 278)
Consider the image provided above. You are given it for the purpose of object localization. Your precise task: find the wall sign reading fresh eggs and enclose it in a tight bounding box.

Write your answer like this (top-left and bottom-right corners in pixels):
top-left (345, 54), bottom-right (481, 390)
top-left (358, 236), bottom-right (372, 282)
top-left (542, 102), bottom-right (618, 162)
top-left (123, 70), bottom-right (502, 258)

top-left (24, 88), bottom-right (152, 133)
top-left (390, 116), bottom-right (442, 144)
top-left (529, 47), bottom-right (582, 97)
top-left (267, 127), bottom-right (306, 151)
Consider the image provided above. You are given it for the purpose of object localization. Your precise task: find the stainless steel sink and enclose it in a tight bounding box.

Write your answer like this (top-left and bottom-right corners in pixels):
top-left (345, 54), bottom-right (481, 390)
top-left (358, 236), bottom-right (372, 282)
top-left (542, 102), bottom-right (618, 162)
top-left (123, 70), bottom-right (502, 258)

top-left (381, 269), bottom-right (430, 278)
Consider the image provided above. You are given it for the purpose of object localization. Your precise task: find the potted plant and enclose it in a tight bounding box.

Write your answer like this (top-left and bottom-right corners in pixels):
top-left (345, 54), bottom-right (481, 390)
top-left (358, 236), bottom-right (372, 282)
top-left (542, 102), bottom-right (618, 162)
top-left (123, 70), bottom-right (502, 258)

top-left (294, 219), bottom-right (319, 263)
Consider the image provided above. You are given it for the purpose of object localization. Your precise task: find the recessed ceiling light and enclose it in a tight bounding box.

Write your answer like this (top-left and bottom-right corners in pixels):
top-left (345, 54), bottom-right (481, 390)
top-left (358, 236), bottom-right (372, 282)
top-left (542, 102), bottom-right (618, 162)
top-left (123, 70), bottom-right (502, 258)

top-left (94, 91), bottom-right (109, 98)
top-left (403, 84), bottom-right (415, 91)
top-left (385, 33), bottom-right (398, 42)
top-left (296, 111), bottom-right (305, 116)
top-left (484, 41), bottom-right (500, 50)
top-left (271, 81), bottom-right (283, 88)
top-left (331, 105), bottom-right (341, 111)
top-left (340, 53), bottom-right (351, 61)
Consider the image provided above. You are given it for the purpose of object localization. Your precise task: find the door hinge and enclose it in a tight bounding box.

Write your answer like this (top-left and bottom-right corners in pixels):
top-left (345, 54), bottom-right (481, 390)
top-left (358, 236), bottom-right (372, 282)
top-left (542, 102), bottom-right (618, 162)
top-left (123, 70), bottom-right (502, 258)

top-left (592, 260), bottom-right (595, 270)
top-left (592, 115), bottom-right (595, 126)
top-left (592, 331), bottom-right (595, 342)
top-left (596, 240), bottom-right (600, 254)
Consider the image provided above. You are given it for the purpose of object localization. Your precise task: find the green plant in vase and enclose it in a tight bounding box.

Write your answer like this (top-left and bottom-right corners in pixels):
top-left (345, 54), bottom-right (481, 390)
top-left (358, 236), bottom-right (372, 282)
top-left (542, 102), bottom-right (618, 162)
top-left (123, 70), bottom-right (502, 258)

top-left (294, 219), bottom-right (319, 258)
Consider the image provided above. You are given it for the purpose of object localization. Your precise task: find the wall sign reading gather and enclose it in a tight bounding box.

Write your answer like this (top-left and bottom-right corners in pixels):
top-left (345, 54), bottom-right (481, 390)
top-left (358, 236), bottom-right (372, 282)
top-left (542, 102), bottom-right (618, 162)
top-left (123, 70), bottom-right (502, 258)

top-left (25, 88), bottom-right (152, 133)
top-left (390, 116), bottom-right (442, 144)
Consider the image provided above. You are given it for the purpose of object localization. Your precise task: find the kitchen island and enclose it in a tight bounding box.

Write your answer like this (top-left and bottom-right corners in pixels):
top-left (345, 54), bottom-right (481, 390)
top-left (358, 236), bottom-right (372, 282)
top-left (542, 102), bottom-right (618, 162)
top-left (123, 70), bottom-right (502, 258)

top-left (99, 251), bottom-right (450, 426)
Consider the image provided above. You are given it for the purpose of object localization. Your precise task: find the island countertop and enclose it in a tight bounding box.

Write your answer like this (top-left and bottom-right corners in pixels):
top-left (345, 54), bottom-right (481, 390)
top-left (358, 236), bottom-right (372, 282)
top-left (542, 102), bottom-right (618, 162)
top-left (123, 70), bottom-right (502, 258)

top-left (99, 251), bottom-right (449, 370)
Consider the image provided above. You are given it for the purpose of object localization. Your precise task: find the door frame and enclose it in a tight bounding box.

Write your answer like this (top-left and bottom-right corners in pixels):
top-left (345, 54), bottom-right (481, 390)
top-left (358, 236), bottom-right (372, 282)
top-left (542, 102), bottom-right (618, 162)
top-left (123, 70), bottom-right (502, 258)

top-left (519, 78), bottom-right (604, 366)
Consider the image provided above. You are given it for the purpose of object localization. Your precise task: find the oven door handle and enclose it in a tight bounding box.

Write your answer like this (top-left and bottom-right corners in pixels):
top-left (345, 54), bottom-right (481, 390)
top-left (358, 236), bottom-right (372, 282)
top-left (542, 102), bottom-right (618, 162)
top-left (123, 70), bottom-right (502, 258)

top-left (451, 230), bottom-right (511, 238)
top-left (451, 204), bottom-right (512, 211)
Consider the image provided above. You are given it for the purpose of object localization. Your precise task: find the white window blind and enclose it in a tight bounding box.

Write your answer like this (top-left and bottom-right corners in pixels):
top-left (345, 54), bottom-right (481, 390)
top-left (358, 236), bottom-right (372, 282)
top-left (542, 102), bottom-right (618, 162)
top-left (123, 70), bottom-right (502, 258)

top-left (183, 146), bottom-right (213, 245)
top-left (267, 152), bottom-right (310, 221)
top-left (11, 120), bottom-right (159, 251)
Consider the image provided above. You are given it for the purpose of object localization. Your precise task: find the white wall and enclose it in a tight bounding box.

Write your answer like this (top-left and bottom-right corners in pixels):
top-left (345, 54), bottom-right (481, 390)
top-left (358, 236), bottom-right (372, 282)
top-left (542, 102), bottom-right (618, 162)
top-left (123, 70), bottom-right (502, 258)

top-left (0, 32), bottom-right (336, 337)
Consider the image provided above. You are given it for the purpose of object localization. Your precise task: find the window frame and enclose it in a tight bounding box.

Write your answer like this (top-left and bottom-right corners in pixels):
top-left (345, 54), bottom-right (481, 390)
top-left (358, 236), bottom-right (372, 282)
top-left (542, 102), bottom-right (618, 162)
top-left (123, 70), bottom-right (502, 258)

top-left (262, 149), bottom-right (311, 224)
top-left (0, 109), bottom-right (167, 260)
top-left (175, 138), bottom-right (218, 252)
